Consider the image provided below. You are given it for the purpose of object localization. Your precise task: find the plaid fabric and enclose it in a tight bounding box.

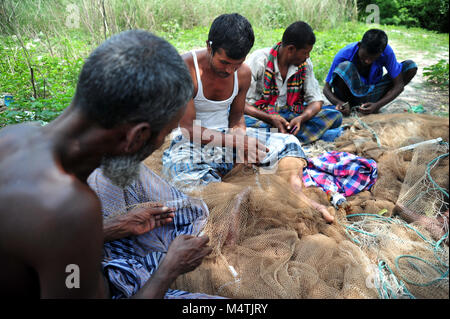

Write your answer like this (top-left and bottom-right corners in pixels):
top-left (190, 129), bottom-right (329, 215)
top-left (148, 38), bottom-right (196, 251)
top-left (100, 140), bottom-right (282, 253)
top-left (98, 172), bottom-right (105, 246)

top-left (162, 127), bottom-right (306, 191)
top-left (87, 164), bottom-right (225, 299)
top-left (302, 151), bottom-right (378, 197)
top-left (330, 59), bottom-right (417, 106)
top-left (254, 42), bottom-right (307, 115)
top-left (245, 105), bottom-right (343, 145)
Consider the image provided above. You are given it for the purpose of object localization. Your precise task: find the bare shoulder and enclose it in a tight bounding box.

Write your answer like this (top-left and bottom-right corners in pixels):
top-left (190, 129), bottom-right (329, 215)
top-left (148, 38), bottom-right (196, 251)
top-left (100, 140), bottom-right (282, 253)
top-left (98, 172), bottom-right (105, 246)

top-left (0, 124), bottom-right (102, 259)
top-left (181, 49), bottom-right (203, 72)
top-left (0, 122), bottom-right (42, 152)
top-left (0, 123), bottom-right (105, 297)
top-left (181, 49), bottom-right (206, 96)
top-left (237, 63), bottom-right (252, 89)
top-left (0, 165), bottom-right (101, 239)
top-left (181, 50), bottom-right (194, 69)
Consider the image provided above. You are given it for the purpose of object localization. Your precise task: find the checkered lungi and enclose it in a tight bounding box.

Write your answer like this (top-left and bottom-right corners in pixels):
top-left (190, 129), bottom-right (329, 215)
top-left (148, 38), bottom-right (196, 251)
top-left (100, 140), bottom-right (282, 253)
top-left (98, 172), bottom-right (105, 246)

top-left (87, 164), bottom-right (225, 299)
top-left (244, 105), bottom-right (343, 145)
top-left (161, 127), bottom-right (306, 191)
top-left (302, 151), bottom-right (378, 196)
top-left (329, 59), bottom-right (417, 106)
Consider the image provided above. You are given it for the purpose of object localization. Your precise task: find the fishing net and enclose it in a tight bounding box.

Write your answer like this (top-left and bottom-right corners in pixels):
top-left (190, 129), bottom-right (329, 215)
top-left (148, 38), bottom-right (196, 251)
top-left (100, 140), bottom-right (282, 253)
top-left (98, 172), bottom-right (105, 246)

top-left (395, 142), bottom-right (449, 242)
top-left (343, 213), bottom-right (448, 299)
top-left (138, 113), bottom-right (449, 299)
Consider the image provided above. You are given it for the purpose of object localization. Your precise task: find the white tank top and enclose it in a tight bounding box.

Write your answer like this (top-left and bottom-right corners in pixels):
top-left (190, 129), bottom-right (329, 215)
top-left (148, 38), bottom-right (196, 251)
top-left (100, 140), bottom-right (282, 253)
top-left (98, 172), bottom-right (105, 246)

top-left (191, 50), bottom-right (239, 130)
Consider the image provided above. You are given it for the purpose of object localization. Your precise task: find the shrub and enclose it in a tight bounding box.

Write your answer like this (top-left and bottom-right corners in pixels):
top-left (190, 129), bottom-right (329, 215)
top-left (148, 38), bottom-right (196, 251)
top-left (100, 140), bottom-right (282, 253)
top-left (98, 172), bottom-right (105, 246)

top-left (423, 59), bottom-right (449, 88)
top-left (358, 0), bottom-right (449, 32)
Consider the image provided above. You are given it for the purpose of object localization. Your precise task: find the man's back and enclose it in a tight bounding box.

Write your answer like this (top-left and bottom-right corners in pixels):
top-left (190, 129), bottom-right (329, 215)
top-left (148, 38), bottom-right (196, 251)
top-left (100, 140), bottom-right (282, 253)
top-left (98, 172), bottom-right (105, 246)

top-left (0, 123), bottom-right (104, 297)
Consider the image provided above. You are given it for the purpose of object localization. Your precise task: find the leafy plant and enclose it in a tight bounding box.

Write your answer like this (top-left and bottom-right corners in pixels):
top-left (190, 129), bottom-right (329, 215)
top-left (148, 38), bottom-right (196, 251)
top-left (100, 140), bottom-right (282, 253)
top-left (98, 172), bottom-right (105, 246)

top-left (357, 0), bottom-right (449, 32)
top-left (423, 59), bottom-right (449, 88)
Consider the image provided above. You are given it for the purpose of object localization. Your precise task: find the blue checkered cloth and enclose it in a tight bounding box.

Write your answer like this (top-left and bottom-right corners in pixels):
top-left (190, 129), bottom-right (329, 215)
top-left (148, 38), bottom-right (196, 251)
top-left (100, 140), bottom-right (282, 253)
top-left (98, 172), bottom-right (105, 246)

top-left (161, 127), bottom-right (306, 191)
top-left (87, 164), bottom-right (225, 299)
top-left (329, 60), bottom-right (417, 106)
top-left (245, 105), bottom-right (343, 144)
top-left (302, 151), bottom-right (378, 197)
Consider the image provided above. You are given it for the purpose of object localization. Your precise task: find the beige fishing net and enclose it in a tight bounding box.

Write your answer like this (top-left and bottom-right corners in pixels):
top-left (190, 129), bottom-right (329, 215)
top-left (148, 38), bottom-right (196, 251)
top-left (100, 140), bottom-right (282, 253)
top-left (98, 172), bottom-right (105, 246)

top-left (395, 142), bottom-right (449, 241)
top-left (142, 113), bottom-right (449, 299)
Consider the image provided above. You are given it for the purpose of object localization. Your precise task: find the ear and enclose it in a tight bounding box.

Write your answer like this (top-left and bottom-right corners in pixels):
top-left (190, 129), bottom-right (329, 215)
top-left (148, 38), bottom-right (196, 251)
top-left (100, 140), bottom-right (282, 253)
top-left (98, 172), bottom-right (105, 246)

top-left (123, 122), bottom-right (151, 154)
top-left (286, 44), bottom-right (297, 53)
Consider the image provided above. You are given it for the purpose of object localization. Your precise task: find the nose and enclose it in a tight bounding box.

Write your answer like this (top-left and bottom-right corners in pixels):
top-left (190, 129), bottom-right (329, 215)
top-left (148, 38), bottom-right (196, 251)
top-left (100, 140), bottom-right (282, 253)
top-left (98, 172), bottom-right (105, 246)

top-left (225, 65), bottom-right (235, 73)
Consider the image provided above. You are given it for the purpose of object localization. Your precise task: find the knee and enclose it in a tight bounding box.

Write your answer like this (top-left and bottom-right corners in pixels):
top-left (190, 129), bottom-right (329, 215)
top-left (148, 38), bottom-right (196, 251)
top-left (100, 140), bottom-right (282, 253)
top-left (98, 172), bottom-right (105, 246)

top-left (332, 111), bottom-right (343, 127)
top-left (276, 157), bottom-right (307, 183)
top-left (337, 60), bottom-right (354, 69)
top-left (402, 60), bottom-right (418, 84)
top-left (403, 68), bottom-right (417, 86)
top-left (321, 109), bottom-right (343, 128)
top-left (330, 69), bottom-right (351, 95)
top-left (403, 59), bottom-right (417, 68)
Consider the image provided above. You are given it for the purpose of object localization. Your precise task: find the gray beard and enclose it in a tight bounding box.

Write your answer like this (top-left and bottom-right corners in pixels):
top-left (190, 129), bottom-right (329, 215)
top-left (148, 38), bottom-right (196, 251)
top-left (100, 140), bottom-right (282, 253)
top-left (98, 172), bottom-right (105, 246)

top-left (100, 138), bottom-right (154, 189)
top-left (100, 153), bottom-right (142, 189)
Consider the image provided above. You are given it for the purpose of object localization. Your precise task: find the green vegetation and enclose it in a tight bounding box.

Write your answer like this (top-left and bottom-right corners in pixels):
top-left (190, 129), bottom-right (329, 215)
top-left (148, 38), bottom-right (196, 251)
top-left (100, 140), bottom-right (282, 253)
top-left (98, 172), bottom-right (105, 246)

top-left (0, 0), bottom-right (358, 36)
top-left (0, 0), bottom-right (448, 127)
top-left (357, 0), bottom-right (449, 33)
top-left (424, 59), bottom-right (450, 88)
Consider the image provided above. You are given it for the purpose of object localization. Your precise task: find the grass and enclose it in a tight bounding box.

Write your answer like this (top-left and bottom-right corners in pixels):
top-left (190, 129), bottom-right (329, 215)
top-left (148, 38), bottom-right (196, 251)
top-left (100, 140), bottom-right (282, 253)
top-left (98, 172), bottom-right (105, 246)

top-left (1, 20), bottom-right (449, 127)
top-left (0, 0), bottom-right (359, 127)
top-left (383, 24), bottom-right (449, 60)
top-left (0, 0), bottom-right (358, 35)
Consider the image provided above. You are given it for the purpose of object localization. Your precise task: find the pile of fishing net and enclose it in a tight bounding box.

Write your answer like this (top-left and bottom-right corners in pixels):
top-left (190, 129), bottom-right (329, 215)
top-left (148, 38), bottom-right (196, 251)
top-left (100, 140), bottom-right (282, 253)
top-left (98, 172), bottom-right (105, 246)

top-left (144, 113), bottom-right (449, 299)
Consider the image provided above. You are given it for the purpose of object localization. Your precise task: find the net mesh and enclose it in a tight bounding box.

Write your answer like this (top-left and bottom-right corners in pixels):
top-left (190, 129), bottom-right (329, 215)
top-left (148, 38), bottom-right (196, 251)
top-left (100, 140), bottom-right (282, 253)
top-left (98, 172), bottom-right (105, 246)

top-left (395, 142), bottom-right (449, 241)
top-left (139, 113), bottom-right (449, 299)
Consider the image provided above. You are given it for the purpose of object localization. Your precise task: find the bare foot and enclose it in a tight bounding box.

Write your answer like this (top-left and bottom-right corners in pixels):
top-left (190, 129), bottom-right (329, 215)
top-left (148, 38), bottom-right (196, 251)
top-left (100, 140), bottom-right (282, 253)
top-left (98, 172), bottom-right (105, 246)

top-left (308, 199), bottom-right (335, 223)
top-left (276, 157), bottom-right (335, 223)
top-left (290, 174), bottom-right (335, 223)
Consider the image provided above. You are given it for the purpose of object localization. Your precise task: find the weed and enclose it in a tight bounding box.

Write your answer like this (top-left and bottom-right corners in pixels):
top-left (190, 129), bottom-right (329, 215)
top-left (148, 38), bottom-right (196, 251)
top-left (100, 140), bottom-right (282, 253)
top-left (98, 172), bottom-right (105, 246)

top-left (423, 59), bottom-right (449, 88)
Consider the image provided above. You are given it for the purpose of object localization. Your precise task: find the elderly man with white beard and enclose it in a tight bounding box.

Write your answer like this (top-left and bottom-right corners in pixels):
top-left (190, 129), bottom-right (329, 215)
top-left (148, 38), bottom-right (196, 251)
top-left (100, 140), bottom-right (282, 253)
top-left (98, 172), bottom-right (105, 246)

top-left (0, 30), bottom-right (220, 299)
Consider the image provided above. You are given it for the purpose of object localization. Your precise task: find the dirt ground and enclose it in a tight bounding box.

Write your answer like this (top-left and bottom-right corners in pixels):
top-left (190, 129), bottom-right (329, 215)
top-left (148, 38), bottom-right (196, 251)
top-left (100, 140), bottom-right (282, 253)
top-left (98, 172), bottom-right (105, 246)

top-left (385, 37), bottom-right (448, 115)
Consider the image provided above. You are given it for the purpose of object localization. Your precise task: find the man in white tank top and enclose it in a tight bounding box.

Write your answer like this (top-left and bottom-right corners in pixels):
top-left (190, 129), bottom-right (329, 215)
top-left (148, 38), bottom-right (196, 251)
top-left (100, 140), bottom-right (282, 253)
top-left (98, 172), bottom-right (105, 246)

top-left (162, 14), bottom-right (335, 223)
top-left (175, 13), bottom-right (267, 164)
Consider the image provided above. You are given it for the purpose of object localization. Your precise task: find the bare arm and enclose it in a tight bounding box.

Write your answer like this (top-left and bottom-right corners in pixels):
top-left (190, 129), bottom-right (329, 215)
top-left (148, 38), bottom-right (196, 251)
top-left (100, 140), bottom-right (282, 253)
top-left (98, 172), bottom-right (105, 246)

top-left (244, 101), bottom-right (292, 135)
top-left (35, 189), bottom-right (109, 298)
top-left (103, 203), bottom-right (175, 243)
top-left (244, 103), bottom-right (273, 123)
top-left (289, 101), bottom-right (322, 136)
top-left (228, 64), bottom-right (252, 131)
top-left (298, 100), bottom-right (322, 122)
top-left (35, 186), bottom-right (212, 299)
top-left (179, 98), bottom-right (234, 147)
top-left (178, 67), bottom-right (267, 155)
top-left (132, 235), bottom-right (212, 299)
top-left (359, 72), bottom-right (404, 114)
top-left (323, 82), bottom-right (345, 106)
